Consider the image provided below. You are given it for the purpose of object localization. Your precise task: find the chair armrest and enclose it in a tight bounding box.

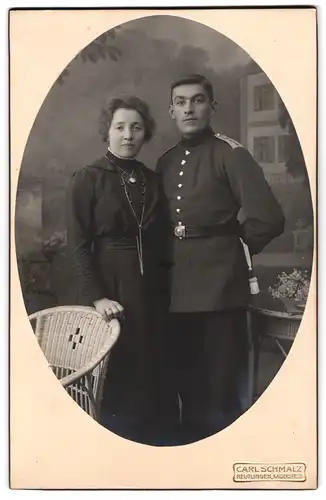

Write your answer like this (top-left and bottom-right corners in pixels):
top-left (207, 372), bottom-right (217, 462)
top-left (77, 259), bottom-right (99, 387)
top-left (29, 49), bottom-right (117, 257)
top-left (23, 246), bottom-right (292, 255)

top-left (60, 364), bottom-right (96, 388)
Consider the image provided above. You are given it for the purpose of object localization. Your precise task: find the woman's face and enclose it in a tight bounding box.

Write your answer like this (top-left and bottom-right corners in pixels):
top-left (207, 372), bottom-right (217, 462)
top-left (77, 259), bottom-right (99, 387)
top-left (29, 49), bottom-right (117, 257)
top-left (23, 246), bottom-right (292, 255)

top-left (108, 108), bottom-right (146, 158)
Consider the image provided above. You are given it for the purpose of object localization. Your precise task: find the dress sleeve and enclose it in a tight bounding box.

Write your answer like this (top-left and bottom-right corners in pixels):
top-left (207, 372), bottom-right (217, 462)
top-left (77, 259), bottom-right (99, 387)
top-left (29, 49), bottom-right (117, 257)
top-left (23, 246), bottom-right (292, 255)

top-left (153, 161), bottom-right (173, 267)
top-left (223, 146), bottom-right (285, 255)
top-left (66, 168), bottom-right (105, 305)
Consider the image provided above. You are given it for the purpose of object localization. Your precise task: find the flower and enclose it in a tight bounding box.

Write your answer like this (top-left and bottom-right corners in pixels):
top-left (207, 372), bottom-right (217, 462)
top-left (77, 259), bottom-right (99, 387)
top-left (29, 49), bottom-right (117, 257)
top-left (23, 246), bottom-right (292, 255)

top-left (268, 268), bottom-right (310, 302)
top-left (43, 230), bottom-right (67, 254)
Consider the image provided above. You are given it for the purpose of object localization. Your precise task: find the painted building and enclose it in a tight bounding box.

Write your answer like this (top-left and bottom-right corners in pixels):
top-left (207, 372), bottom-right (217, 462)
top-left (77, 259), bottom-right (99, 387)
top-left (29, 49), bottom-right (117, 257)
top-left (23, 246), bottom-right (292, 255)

top-left (240, 70), bottom-right (313, 259)
top-left (240, 71), bottom-right (295, 185)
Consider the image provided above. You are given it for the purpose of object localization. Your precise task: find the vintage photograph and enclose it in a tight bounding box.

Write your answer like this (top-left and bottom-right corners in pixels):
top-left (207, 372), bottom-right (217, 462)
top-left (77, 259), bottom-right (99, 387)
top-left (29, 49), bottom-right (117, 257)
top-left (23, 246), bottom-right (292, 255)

top-left (10, 8), bottom-right (317, 489)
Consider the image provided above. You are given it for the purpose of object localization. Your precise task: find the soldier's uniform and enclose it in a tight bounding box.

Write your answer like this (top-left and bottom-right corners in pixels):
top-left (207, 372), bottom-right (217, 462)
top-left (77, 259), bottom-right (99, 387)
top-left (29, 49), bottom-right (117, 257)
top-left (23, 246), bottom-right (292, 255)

top-left (156, 126), bottom-right (285, 444)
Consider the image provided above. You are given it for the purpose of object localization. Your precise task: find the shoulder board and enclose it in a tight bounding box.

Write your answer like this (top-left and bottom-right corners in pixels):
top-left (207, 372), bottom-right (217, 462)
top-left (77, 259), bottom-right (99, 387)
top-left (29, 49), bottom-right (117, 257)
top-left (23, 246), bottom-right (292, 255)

top-left (214, 133), bottom-right (243, 149)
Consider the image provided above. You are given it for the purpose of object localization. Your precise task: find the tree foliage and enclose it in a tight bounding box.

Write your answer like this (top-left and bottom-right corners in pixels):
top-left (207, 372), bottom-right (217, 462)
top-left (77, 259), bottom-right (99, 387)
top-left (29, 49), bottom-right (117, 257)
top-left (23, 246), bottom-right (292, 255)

top-left (56, 29), bottom-right (122, 85)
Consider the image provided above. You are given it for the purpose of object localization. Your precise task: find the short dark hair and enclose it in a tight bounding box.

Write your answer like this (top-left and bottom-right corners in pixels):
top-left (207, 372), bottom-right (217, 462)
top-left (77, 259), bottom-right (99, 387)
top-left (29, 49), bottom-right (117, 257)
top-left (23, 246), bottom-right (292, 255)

top-left (99, 95), bottom-right (156, 142)
top-left (170, 74), bottom-right (214, 102)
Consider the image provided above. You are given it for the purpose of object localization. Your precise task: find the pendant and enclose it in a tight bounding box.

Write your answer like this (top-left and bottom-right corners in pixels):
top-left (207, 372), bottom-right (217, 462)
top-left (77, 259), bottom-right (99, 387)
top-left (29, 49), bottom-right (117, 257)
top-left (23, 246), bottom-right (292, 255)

top-left (129, 176), bottom-right (136, 184)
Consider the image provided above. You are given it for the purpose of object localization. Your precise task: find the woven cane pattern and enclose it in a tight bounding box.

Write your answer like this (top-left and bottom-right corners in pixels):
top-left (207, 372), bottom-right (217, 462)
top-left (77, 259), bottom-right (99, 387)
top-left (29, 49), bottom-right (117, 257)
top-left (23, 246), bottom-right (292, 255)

top-left (29, 306), bottom-right (120, 420)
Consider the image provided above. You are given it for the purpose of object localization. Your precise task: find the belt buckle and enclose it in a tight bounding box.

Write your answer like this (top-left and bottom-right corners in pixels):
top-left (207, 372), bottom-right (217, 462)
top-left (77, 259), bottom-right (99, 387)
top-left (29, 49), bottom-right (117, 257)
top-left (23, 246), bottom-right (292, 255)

top-left (174, 224), bottom-right (186, 239)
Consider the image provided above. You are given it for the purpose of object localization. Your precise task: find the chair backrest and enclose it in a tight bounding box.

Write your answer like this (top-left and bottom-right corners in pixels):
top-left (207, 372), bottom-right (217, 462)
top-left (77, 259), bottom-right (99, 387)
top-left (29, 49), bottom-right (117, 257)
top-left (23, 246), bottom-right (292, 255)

top-left (29, 306), bottom-right (119, 371)
top-left (28, 306), bottom-right (120, 419)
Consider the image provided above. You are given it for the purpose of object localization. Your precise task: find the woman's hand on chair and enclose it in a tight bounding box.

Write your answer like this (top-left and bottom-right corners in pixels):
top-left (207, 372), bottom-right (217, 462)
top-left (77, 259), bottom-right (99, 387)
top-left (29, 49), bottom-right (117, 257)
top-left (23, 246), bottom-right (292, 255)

top-left (93, 298), bottom-right (124, 320)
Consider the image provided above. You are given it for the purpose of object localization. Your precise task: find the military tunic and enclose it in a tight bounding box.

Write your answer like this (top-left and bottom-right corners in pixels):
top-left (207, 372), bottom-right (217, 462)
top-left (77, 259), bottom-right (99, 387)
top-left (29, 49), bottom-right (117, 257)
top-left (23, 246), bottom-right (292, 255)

top-left (156, 127), bottom-right (285, 313)
top-left (153, 127), bottom-right (285, 444)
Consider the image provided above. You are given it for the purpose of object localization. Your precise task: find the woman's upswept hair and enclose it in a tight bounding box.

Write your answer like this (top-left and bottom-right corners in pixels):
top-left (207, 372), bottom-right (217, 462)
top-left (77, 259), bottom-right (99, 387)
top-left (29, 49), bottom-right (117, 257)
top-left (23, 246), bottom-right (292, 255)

top-left (99, 95), bottom-right (156, 142)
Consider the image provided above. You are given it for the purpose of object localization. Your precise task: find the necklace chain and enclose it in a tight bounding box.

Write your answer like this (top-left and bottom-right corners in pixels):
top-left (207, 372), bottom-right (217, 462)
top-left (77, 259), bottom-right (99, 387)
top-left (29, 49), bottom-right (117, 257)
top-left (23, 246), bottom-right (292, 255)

top-left (115, 163), bottom-right (137, 185)
top-left (120, 172), bottom-right (146, 276)
top-left (121, 173), bottom-right (146, 228)
top-left (104, 154), bottom-right (146, 275)
top-left (105, 154), bottom-right (137, 185)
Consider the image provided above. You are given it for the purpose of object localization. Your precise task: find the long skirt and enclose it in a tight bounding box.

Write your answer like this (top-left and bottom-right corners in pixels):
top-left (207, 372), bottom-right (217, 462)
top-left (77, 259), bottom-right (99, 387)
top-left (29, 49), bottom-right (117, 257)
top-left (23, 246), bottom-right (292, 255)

top-left (95, 246), bottom-right (167, 443)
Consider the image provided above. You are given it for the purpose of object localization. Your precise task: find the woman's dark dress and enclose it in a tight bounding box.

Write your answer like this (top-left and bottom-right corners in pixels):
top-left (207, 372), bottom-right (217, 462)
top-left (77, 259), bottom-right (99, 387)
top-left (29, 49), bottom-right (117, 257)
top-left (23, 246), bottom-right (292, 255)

top-left (67, 150), bottom-right (168, 443)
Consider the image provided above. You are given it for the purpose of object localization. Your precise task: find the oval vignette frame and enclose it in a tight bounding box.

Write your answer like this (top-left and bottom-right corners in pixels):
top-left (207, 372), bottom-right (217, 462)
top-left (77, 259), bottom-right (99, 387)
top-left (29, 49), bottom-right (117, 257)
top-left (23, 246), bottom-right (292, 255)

top-left (10, 9), bottom-right (317, 489)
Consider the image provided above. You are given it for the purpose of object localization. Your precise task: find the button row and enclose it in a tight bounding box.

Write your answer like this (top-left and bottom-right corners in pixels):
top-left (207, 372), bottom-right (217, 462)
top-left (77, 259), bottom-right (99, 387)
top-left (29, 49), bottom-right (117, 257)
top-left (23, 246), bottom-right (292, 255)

top-left (176, 150), bottom-right (190, 227)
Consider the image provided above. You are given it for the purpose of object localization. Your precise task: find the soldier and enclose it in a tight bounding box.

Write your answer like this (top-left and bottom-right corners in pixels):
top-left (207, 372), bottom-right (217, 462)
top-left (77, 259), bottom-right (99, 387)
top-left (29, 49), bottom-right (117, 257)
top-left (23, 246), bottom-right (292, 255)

top-left (156, 74), bottom-right (285, 445)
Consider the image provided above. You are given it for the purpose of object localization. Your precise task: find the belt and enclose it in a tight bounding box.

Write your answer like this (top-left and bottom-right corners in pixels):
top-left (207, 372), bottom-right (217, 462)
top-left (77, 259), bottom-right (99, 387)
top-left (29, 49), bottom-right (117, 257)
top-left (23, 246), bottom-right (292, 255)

top-left (94, 237), bottom-right (137, 251)
top-left (172, 221), bottom-right (240, 239)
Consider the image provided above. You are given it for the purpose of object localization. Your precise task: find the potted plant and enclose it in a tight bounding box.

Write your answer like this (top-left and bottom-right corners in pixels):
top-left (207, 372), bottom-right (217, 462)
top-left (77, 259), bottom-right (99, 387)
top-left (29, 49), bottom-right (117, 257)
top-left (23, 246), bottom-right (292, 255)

top-left (268, 268), bottom-right (310, 313)
top-left (43, 230), bottom-right (67, 262)
top-left (250, 268), bottom-right (310, 348)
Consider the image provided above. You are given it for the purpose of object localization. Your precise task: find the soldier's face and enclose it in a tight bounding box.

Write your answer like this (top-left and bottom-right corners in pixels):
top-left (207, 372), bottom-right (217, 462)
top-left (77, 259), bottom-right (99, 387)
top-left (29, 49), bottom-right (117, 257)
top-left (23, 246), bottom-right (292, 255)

top-left (169, 84), bottom-right (216, 137)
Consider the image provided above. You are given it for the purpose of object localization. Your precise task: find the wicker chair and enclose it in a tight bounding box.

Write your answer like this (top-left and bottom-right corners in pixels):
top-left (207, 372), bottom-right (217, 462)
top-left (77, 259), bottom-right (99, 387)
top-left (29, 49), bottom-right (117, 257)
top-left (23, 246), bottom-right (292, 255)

top-left (28, 306), bottom-right (121, 422)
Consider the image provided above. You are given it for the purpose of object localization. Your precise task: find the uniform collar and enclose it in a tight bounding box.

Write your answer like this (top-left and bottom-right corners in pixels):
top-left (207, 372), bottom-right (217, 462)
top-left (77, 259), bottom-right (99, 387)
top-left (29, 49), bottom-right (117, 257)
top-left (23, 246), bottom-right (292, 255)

top-left (180, 127), bottom-right (215, 147)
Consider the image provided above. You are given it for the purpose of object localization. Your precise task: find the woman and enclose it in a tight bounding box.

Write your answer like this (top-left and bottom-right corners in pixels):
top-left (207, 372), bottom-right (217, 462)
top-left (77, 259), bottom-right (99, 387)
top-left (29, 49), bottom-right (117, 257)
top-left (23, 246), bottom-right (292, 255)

top-left (67, 96), bottom-right (168, 444)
